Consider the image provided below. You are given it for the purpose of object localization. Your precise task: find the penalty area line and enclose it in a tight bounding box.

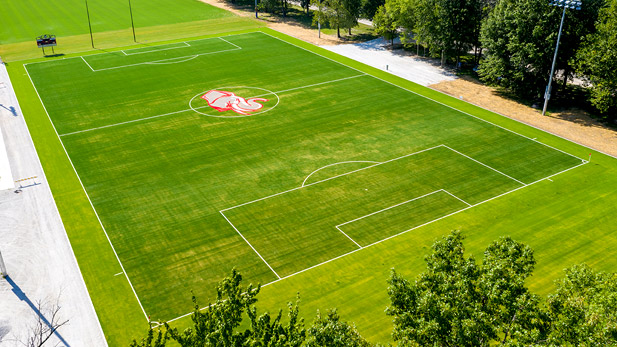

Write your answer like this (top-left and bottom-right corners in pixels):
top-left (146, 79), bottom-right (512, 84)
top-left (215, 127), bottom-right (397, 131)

top-left (219, 211), bottom-right (281, 279)
top-left (259, 160), bottom-right (587, 291)
top-left (163, 157), bottom-right (587, 324)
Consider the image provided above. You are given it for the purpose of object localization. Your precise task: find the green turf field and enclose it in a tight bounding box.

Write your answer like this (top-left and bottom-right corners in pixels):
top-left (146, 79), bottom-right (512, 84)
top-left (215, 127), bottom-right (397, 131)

top-left (24, 30), bottom-right (585, 320)
top-left (11, 28), bottom-right (617, 345)
top-left (0, 0), bottom-right (232, 44)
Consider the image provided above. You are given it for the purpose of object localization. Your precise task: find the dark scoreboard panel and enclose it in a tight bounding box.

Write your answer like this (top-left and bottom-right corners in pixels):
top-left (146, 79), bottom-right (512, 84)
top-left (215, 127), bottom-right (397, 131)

top-left (37, 35), bottom-right (57, 48)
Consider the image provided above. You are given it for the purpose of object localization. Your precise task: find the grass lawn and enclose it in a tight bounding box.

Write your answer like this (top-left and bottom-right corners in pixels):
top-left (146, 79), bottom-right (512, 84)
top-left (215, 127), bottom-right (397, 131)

top-left (8, 27), bottom-right (617, 346)
top-left (0, 0), bottom-right (232, 45)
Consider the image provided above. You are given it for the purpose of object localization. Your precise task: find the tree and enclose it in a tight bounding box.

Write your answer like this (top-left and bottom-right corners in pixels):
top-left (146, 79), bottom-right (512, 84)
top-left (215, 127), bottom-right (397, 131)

top-left (132, 269), bottom-right (373, 346)
top-left (478, 0), bottom-right (561, 99)
top-left (545, 263), bottom-right (617, 345)
top-left (311, 0), bottom-right (361, 37)
top-left (306, 309), bottom-right (372, 347)
top-left (386, 231), bottom-right (547, 346)
top-left (18, 295), bottom-right (70, 347)
top-left (384, 0), bottom-right (416, 48)
top-left (361, 0), bottom-right (385, 20)
top-left (576, 0), bottom-right (617, 118)
top-left (373, 5), bottom-right (398, 45)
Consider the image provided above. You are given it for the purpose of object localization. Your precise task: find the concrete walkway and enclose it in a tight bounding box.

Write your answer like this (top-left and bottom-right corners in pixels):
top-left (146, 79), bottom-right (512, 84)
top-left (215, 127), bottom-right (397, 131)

top-left (0, 60), bottom-right (107, 346)
top-left (321, 37), bottom-right (457, 86)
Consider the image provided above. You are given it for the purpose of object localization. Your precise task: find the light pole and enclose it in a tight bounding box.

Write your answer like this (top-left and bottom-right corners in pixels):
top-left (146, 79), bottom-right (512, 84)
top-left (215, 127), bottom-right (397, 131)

top-left (85, 0), bottom-right (94, 48)
top-left (542, 0), bottom-right (582, 116)
top-left (318, 0), bottom-right (321, 38)
top-left (128, 0), bottom-right (136, 42)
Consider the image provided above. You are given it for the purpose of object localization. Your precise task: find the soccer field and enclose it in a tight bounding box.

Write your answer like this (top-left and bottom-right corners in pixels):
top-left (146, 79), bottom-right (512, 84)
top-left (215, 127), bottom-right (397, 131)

top-left (22, 30), bottom-right (593, 335)
top-left (0, 0), bottom-right (232, 45)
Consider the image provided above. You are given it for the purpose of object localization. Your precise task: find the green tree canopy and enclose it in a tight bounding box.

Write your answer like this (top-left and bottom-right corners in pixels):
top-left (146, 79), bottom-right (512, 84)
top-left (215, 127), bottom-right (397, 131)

top-left (576, 0), bottom-right (617, 118)
top-left (372, 5), bottom-right (398, 45)
top-left (386, 231), bottom-right (546, 346)
top-left (311, 0), bottom-right (361, 37)
top-left (131, 269), bottom-right (374, 347)
top-left (478, 0), bottom-right (560, 99)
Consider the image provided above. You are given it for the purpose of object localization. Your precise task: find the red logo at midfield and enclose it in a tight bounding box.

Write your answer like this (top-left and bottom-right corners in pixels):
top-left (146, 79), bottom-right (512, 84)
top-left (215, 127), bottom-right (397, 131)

top-left (201, 90), bottom-right (268, 115)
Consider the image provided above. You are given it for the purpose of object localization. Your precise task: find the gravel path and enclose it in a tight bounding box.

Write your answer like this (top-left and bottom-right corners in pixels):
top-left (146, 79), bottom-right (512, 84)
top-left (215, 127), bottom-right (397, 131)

top-left (0, 61), bottom-right (107, 346)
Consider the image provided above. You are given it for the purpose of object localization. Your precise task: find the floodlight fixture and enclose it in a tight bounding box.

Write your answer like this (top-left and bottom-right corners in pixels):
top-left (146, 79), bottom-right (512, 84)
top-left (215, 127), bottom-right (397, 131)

top-left (542, 0), bottom-right (582, 116)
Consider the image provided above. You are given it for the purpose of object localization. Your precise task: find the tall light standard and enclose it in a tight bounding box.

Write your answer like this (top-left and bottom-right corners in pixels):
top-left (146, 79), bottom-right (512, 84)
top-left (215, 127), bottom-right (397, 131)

top-left (128, 0), bottom-right (137, 42)
top-left (542, 0), bottom-right (582, 116)
top-left (85, 0), bottom-right (95, 48)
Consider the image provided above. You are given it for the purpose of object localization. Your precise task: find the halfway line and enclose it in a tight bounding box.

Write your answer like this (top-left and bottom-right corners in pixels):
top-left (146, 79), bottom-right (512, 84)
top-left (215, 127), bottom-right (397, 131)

top-left (59, 74), bottom-right (368, 136)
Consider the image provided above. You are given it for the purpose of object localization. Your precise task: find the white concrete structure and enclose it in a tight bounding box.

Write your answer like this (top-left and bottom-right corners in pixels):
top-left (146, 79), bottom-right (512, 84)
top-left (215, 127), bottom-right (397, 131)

top-left (322, 37), bottom-right (457, 86)
top-left (0, 59), bottom-right (107, 346)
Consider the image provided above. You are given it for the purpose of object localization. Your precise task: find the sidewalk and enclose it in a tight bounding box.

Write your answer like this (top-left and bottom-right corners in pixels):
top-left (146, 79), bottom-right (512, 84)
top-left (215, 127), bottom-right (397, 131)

top-left (321, 37), bottom-right (457, 86)
top-left (0, 60), bottom-right (107, 346)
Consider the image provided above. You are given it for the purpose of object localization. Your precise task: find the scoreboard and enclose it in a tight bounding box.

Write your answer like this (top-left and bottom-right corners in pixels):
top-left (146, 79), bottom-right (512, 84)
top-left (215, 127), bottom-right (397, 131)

top-left (36, 35), bottom-right (57, 48)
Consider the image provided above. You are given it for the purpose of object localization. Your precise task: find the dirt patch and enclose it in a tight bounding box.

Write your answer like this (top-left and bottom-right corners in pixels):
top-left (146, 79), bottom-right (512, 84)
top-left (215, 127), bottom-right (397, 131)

top-left (430, 75), bottom-right (617, 158)
top-left (198, 0), bottom-right (341, 45)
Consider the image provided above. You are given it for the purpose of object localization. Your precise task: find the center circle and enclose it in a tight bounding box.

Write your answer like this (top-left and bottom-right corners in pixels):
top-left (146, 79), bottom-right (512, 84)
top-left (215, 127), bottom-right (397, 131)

top-left (189, 86), bottom-right (280, 118)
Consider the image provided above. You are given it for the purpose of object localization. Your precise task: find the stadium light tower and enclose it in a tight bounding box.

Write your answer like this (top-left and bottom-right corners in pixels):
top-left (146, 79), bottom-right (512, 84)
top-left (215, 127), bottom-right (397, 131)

top-left (542, 0), bottom-right (582, 116)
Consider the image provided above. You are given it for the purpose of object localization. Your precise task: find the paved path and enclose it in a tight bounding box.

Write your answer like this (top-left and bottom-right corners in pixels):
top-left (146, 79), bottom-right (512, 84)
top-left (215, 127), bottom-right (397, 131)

top-left (0, 60), bottom-right (107, 346)
top-left (321, 37), bottom-right (457, 86)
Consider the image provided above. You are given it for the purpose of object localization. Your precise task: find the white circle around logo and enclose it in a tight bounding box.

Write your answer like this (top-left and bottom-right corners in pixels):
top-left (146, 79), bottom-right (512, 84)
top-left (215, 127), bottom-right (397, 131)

top-left (189, 86), bottom-right (280, 118)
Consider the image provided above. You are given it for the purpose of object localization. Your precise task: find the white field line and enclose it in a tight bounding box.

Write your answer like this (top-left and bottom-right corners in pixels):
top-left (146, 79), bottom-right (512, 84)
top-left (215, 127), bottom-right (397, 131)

top-left (334, 226), bottom-right (363, 248)
top-left (82, 46), bottom-right (241, 72)
top-left (442, 145), bottom-right (527, 186)
top-left (21, 32), bottom-right (258, 67)
top-left (258, 31), bottom-right (587, 163)
top-left (336, 190), bottom-right (443, 229)
top-left (58, 74), bottom-right (368, 136)
top-left (301, 160), bottom-right (380, 187)
top-left (219, 211), bottom-right (281, 279)
top-left (24, 65), bottom-right (150, 321)
top-left (80, 56), bottom-right (95, 72)
top-left (220, 144), bottom-right (445, 213)
top-left (442, 189), bottom-right (472, 207)
top-left (218, 37), bottom-right (241, 49)
top-left (250, 74), bottom-right (368, 99)
top-left (146, 55), bottom-right (200, 65)
top-left (121, 42), bottom-right (190, 56)
top-left (59, 108), bottom-right (194, 137)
